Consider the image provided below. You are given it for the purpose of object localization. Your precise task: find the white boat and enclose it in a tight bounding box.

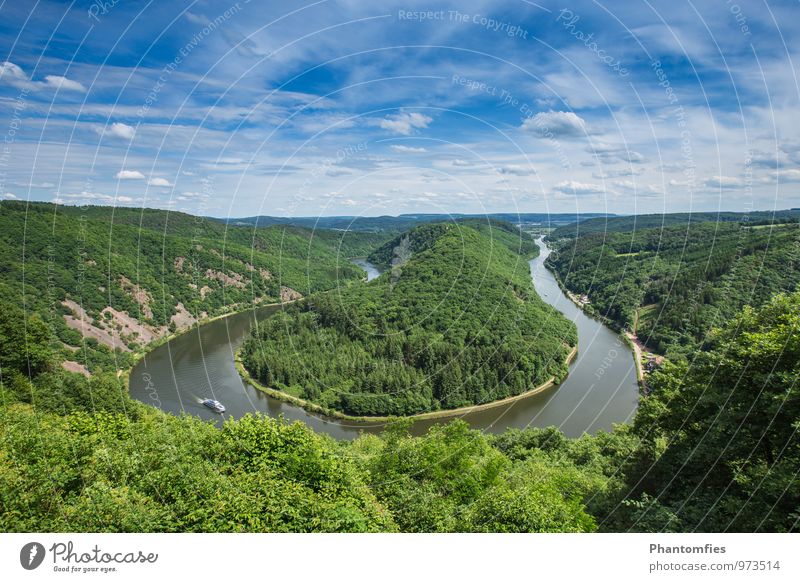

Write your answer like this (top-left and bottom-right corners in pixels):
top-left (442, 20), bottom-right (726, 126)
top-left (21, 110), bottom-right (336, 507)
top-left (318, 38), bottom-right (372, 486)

top-left (202, 398), bottom-right (225, 413)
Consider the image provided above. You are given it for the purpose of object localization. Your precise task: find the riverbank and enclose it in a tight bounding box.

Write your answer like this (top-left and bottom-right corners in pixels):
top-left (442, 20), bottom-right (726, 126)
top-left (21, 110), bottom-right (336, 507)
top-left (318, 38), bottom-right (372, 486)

top-left (545, 262), bottom-right (646, 387)
top-left (122, 298), bottom-right (299, 387)
top-left (236, 345), bottom-right (578, 424)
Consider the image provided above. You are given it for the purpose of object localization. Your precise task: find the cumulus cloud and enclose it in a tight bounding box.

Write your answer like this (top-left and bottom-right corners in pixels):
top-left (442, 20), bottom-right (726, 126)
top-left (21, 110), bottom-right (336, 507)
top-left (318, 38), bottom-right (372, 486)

top-left (553, 180), bottom-right (605, 196)
top-left (593, 167), bottom-right (644, 179)
top-left (611, 180), bottom-right (662, 196)
top-left (704, 175), bottom-right (745, 189)
top-left (659, 162), bottom-right (687, 173)
top-left (325, 168), bottom-right (352, 177)
top-left (115, 170), bottom-right (145, 180)
top-left (521, 110), bottom-right (588, 138)
top-left (451, 159), bottom-right (473, 167)
top-left (43, 75), bottom-right (87, 92)
top-left (497, 164), bottom-right (536, 176)
top-left (148, 177), bottom-right (172, 187)
top-left (390, 144), bottom-right (428, 153)
top-left (54, 191), bottom-right (115, 203)
top-left (759, 169), bottom-right (800, 184)
top-left (11, 180), bottom-right (55, 189)
top-left (380, 112), bottom-right (432, 135)
top-left (1, 62), bottom-right (87, 92)
top-left (748, 150), bottom-right (783, 169)
top-left (3, 192), bottom-right (19, 199)
top-left (0, 61), bottom-right (26, 82)
top-left (587, 142), bottom-right (645, 164)
top-left (101, 122), bottom-right (135, 140)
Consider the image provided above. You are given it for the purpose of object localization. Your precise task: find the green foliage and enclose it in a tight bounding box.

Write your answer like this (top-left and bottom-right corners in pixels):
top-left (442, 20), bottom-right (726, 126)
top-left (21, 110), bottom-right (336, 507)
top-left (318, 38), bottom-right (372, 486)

top-left (348, 420), bottom-right (602, 532)
top-left (0, 302), bottom-right (51, 378)
top-left (0, 406), bottom-right (394, 532)
top-left (547, 221), bottom-right (800, 358)
top-left (0, 201), bottom-right (371, 373)
top-left (242, 222), bottom-right (576, 416)
top-left (2, 203), bottom-right (798, 533)
top-left (615, 291), bottom-right (800, 531)
top-left (548, 209), bottom-right (800, 239)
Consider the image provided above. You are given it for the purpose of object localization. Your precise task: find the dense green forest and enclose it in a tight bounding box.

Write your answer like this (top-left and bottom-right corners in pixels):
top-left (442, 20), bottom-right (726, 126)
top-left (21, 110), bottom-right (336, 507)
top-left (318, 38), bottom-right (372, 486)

top-left (548, 209), bottom-right (800, 239)
top-left (0, 201), bottom-right (385, 373)
top-left (546, 220), bottom-right (800, 358)
top-left (1, 289), bottom-right (797, 531)
top-left (241, 221), bottom-right (577, 417)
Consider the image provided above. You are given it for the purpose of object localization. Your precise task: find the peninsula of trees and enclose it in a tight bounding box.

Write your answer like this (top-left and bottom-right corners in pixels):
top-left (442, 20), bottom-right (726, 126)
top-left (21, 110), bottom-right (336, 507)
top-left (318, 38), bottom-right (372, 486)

top-left (241, 221), bottom-right (577, 417)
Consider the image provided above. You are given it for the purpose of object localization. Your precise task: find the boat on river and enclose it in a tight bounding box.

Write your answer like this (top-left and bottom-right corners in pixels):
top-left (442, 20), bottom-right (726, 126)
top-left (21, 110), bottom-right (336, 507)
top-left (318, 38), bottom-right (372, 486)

top-left (202, 398), bottom-right (226, 413)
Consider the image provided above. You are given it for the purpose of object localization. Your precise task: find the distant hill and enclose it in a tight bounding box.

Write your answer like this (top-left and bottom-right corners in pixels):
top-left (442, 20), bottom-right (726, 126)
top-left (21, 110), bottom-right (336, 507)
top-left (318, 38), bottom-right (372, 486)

top-left (547, 209), bottom-right (800, 239)
top-left (241, 221), bottom-right (577, 417)
top-left (220, 212), bottom-right (613, 232)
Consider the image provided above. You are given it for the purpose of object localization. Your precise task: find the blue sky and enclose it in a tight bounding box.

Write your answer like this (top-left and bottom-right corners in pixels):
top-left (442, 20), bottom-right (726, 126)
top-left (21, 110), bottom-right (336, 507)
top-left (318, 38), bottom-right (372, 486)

top-left (1, 0), bottom-right (799, 217)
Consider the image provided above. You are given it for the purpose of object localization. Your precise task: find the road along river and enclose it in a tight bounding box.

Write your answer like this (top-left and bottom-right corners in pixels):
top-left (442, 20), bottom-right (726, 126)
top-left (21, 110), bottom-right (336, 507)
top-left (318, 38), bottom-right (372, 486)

top-left (128, 239), bottom-right (639, 438)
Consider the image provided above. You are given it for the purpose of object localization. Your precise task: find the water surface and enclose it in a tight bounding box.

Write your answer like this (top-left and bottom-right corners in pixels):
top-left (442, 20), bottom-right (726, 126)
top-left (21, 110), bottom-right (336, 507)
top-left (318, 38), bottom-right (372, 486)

top-left (129, 247), bottom-right (638, 438)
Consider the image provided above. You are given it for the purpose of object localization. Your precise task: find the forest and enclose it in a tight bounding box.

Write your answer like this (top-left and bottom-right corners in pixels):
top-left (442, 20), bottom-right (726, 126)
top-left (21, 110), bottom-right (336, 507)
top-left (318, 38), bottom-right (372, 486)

top-left (546, 220), bottom-right (800, 358)
top-left (1, 288), bottom-right (797, 532)
top-left (0, 201), bottom-right (384, 373)
top-left (548, 209), bottom-right (800, 239)
top-left (241, 221), bottom-right (577, 417)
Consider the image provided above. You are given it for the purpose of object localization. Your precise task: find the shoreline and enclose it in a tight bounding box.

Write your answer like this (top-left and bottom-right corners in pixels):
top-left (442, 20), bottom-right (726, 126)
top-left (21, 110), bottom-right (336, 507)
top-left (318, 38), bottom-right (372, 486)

top-left (235, 345), bottom-right (578, 424)
top-left (122, 298), bottom-right (299, 388)
top-left (546, 260), bottom-right (647, 387)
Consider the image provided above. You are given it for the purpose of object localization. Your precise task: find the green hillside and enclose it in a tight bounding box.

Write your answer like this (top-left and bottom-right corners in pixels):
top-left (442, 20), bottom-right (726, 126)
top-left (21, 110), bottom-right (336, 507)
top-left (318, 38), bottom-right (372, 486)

top-left (548, 209), bottom-right (800, 239)
top-left (241, 222), bottom-right (577, 417)
top-left (2, 289), bottom-right (797, 532)
top-left (546, 220), bottom-right (800, 357)
top-left (0, 201), bottom-right (380, 373)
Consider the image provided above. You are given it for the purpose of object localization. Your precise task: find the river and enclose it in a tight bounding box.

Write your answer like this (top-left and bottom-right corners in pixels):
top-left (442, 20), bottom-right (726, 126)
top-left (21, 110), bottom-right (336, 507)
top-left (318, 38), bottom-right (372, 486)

top-left (128, 239), bottom-right (639, 438)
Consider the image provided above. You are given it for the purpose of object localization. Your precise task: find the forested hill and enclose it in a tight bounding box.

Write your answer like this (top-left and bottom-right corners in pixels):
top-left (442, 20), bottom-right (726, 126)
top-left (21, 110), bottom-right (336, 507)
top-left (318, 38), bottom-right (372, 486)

top-left (548, 209), bottom-right (800, 239)
top-left (241, 221), bottom-right (577, 417)
top-left (0, 201), bottom-right (382, 374)
top-left (367, 218), bottom-right (538, 269)
top-left (546, 220), bottom-right (800, 358)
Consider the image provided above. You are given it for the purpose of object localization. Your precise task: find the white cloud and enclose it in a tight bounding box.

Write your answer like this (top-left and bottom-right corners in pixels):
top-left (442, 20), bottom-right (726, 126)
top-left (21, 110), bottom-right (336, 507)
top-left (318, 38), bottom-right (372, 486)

top-left (521, 111), bottom-right (588, 138)
top-left (3, 192), bottom-right (18, 199)
top-left (497, 164), bottom-right (536, 176)
top-left (43, 75), bottom-right (87, 93)
top-left (759, 169), bottom-right (800, 184)
top-left (593, 167), bottom-right (644, 179)
top-left (0, 61), bottom-right (26, 82)
top-left (2, 62), bottom-right (90, 93)
top-left (704, 175), bottom-right (745, 189)
top-left (148, 177), bottom-right (172, 187)
top-left (587, 142), bottom-right (645, 164)
top-left (325, 168), bottom-right (352, 177)
top-left (553, 180), bottom-right (606, 196)
top-left (380, 112), bottom-right (432, 135)
top-left (452, 159), bottom-right (472, 167)
top-left (390, 145), bottom-right (428, 153)
top-left (11, 180), bottom-right (55, 188)
top-left (660, 162), bottom-right (686, 173)
top-left (115, 170), bottom-right (145, 180)
top-left (184, 11), bottom-right (210, 25)
top-left (103, 122), bottom-right (135, 140)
